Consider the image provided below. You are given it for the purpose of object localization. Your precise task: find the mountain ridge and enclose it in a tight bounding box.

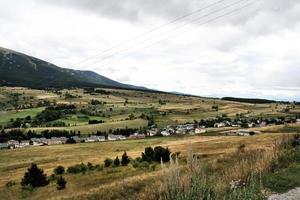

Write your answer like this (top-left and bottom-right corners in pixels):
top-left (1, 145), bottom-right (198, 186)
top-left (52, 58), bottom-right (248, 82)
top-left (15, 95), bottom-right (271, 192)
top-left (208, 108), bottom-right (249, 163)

top-left (0, 46), bottom-right (148, 90)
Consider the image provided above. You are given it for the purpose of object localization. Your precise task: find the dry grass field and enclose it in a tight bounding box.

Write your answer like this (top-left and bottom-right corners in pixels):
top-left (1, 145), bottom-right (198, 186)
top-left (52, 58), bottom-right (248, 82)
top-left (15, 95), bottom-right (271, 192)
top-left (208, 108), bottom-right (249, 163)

top-left (0, 127), bottom-right (298, 199)
top-left (0, 87), bottom-right (299, 199)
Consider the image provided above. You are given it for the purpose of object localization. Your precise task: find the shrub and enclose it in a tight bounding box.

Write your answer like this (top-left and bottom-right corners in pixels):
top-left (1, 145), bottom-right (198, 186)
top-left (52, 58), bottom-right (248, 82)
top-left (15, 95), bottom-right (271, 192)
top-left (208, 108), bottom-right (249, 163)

top-left (21, 163), bottom-right (49, 188)
top-left (87, 162), bottom-right (94, 170)
top-left (54, 165), bottom-right (65, 175)
top-left (121, 151), bottom-right (130, 166)
top-left (132, 160), bottom-right (139, 168)
top-left (94, 164), bottom-right (104, 171)
top-left (67, 163), bottom-right (87, 174)
top-left (104, 158), bottom-right (113, 167)
top-left (6, 181), bottom-right (16, 187)
top-left (56, 176), bottom-right (67, 190)
top-left (139, 161), bottom-right (150, 169)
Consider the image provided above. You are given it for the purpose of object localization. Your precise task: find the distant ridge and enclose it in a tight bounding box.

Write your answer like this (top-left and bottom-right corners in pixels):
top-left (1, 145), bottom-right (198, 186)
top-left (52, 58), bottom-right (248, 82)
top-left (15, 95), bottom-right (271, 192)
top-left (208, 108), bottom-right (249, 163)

top-left (0, 46), bottom-right (148, 90)
top-left (222, 97), bottom-right (277, 104)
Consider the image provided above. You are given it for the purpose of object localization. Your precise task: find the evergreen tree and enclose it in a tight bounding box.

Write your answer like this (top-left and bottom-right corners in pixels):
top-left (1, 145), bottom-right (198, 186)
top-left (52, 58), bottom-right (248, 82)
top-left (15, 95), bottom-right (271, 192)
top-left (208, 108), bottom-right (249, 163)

top-left (56, 176), bottom-right (67, 190)
top-left (21, 163), bottom-right (49, 187)
top-left (121, 152), bottom-right (130, 166)
top-left (113, 156), bottom-right (120, 167)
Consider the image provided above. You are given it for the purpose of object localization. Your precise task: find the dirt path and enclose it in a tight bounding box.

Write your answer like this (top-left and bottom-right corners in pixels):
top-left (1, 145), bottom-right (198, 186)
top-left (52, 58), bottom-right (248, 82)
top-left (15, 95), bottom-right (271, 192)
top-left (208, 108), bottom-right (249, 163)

top-left (268, 188), bottom-right (300, 200)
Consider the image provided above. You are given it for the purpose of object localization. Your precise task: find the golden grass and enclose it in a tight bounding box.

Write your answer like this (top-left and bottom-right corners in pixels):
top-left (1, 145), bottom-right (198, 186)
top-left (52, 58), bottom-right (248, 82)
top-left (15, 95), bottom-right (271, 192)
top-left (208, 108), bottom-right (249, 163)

top-left (0, 132), bottom-right (290, 200)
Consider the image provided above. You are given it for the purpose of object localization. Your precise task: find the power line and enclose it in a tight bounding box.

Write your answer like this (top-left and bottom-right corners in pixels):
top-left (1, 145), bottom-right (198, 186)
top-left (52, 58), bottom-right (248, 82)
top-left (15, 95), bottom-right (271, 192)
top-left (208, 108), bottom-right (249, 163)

top-left (94, 1), bottom-right (258, 69)
top-left (80, 0), bottom-right (256, 68)
top-left (72, 0), bottom-right (231, 66)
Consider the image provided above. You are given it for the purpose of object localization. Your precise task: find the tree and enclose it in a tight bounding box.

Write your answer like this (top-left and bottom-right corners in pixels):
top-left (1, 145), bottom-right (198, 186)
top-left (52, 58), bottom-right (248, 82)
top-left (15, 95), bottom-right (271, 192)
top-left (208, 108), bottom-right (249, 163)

top-left (54, 166), bottom-right (65, 175)
top-left (154, 146), bottom-right (171, 163)
top-left (142, 147), bottom-right (154, 162)
top-left (113, 156), bottom-right (120, 167)
top-left (66, 138), bottom-right (76, 144)
top-left (121, 152), bottom-right (130, 166)
top-left (56, 176), bottom-right (67, 190)
top-left (21, 163), bottom-right (49, 187)
top-left (104, 158), bottom-right (113, 167)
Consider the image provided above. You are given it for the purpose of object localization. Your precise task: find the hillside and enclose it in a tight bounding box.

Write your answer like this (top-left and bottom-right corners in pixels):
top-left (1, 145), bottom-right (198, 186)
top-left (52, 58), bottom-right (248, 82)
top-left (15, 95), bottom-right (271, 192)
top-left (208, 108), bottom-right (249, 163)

top-left (0, 47), bottom-right (147, 90)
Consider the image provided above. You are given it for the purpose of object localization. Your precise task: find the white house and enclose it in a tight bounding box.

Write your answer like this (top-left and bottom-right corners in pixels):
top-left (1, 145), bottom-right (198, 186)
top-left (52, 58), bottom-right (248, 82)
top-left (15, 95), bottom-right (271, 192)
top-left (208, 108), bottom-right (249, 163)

top-left (297, 119), bottom-right (300, 124)
top-left (0, 143), bottom-right (8, 149)
top-left (161, 130), bottom-right (170, 136)
top-left (7, 140), bottom-right (19, 149)
top-left (214, 122), bottom-right (226, 128)
top-left (195, 128), bottom-right (206, 134)
top-left (147, 129), bottom-right (158, 137)
top-left (108, 135), bottom-right (126, 141)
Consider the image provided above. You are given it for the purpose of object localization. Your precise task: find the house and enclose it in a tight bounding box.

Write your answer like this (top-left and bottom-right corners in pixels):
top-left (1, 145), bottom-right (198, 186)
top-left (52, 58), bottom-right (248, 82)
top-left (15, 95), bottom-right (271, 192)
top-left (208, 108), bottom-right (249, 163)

top-left (7, 140), bottom-right (19, 149)
top-left (147, 128), bottom-right (158, 137)
top-left (45, 137), bottom-right (63, 145)
top-left (175, 128), bottom-right (186, 134)
top-left (19, 140), bottom-right (31, 148)
top-left (118, 135), bottom-right (126, 140)
top-left (108, 135), bottom-right (118, 141)
top-left (0, 143), bottom-right (8, 149)
top-left (260, 121), bottom-right (267, 127)
top-left (72, 136), bottom-right (85, 143)
top-left (160, 130), bottom-right (170, 136)
top-left (214, 122), bottom-right (226, 128)
top-left (108, 135), bottom-right (126, 141)
top-left (129, 133), bottom-right (146, 139)
top-left (297, 119), bottom-right (300, 124)
top-left (248, 122), bottom-right (256, 128)
top-left (86, 136), bottom-right (105, 142)
top-left (195, 128), bottom-right (206, 134)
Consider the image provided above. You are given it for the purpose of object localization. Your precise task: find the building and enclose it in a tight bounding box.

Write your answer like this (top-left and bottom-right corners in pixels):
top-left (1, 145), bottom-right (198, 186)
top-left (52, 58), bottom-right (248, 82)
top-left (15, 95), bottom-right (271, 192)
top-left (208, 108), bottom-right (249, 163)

top-left (7, 140), bottom-right (19, 149)
top-left (108, 135), bottom-right (126, 141)
top-left (297, 119), bottom-right (300, 124)
top-left (214, 122), bottom-right (226, 128)
top-left (129, 133), bottom-right (146, 139)
top-left (147, 128), bottom-right (158, 137)
top-left (161, 130), bottom-right (170, 136)
top-left (0, 143), bottom-right (8, 149)
top-left (86, 136), bottom-right (105, 142)
top-left (195, 128), bottom-right (206, 134)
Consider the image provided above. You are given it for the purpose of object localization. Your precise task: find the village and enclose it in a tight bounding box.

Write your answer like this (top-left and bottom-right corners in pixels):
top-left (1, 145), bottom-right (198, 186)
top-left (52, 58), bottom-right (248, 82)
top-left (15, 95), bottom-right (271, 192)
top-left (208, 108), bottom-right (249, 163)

top-left (1, 116), bottom-right (299, 150)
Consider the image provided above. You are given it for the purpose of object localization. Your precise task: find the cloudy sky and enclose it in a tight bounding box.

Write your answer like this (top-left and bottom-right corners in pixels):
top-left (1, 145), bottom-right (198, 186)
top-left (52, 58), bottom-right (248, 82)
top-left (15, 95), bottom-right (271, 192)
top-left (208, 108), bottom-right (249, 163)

top-left (0, 0), bottom-right (299, 101)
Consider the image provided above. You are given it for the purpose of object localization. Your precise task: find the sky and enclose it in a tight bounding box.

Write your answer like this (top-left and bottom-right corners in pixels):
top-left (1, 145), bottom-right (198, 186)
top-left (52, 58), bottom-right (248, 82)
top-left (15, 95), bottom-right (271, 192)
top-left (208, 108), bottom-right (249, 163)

top-left (0, 0), bottom-right (300, 101)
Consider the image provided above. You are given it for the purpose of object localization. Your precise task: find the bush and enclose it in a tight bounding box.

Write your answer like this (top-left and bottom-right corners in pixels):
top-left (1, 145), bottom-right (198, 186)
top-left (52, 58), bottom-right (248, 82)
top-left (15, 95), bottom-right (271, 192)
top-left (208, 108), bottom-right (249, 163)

top-left (67, 163), bottom-right (87, 174)
top-left (21, 163), bottom-right (49, 188)
top-left (113, 156), bottom-right (120, 167)
top-left (87, 162), bottom-right (94, 170)
top-left (56, 176), bottom-right (67, 190)
top-left (121, 151), bottom-right (130, 166)
top-left (104, 158), bottom-right (113, 167)
top-left (94, 164), bottom-right (104, 171)
top-left (6, 181), bottom-right (16, 187)
top-left (54, 165), bottom-right (65, 175)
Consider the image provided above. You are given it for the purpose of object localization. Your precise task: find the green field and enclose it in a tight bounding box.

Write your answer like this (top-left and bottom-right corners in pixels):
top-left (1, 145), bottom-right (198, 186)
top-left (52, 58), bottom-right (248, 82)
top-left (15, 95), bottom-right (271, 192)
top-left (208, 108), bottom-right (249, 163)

top-left (0, 107), bottom-right (45, 125)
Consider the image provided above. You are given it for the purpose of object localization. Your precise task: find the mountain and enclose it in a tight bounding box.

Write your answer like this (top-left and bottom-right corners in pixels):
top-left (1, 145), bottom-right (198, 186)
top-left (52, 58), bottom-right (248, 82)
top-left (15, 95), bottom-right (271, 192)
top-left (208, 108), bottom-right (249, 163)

top-left (0, 47), bottom-right (148, 90)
